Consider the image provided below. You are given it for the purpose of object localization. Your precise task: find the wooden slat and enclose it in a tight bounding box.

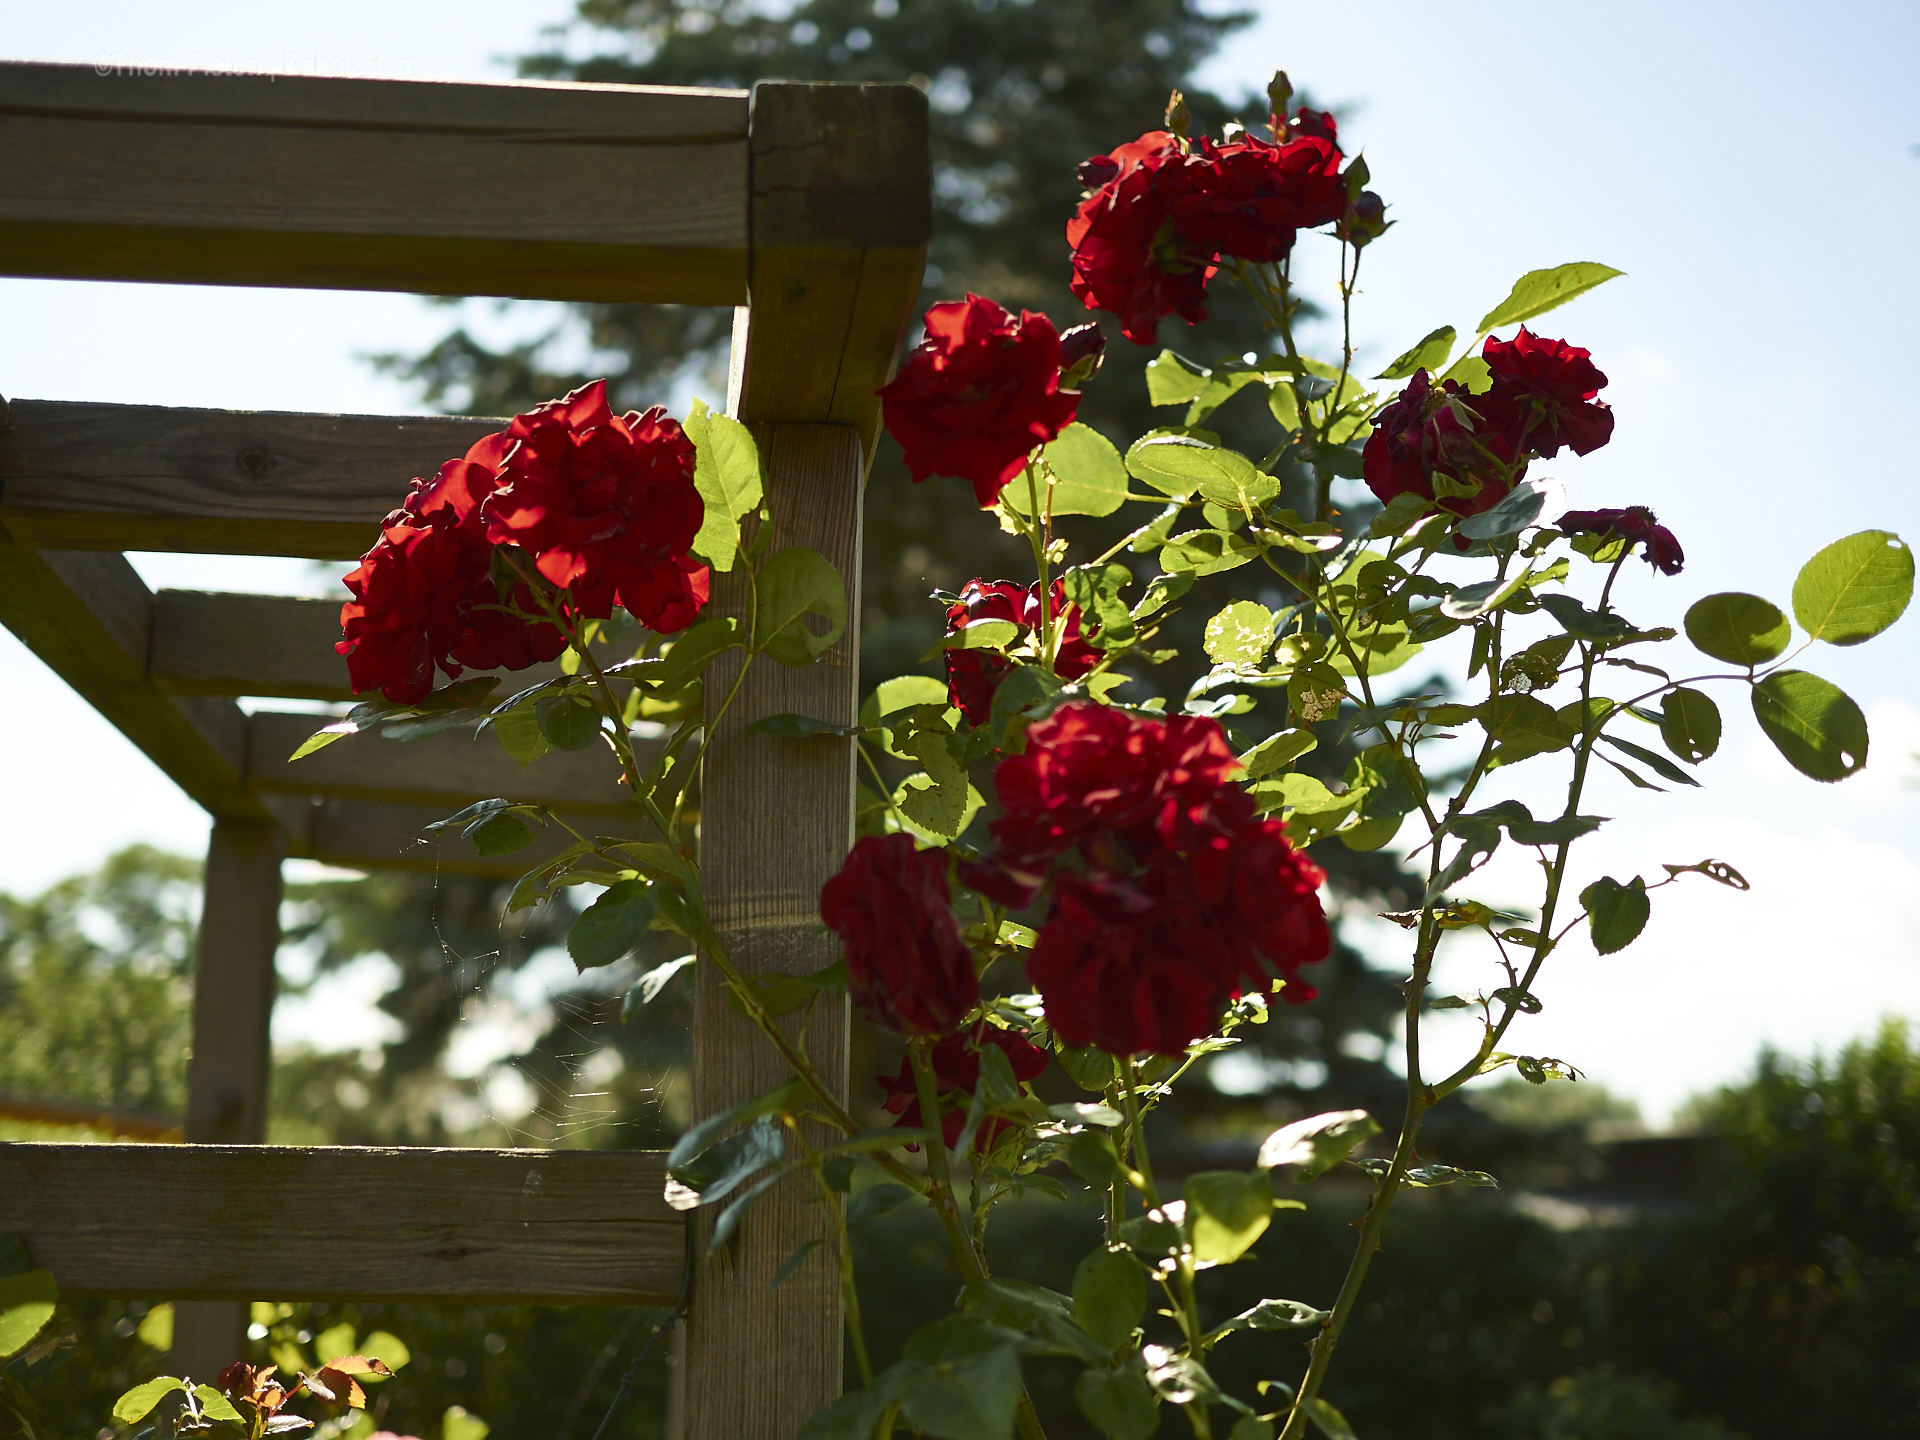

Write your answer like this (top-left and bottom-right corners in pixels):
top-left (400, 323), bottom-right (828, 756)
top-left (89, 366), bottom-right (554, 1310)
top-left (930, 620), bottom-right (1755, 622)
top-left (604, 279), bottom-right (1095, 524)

top-left (685, 423), bottom-right (863, 1440)
top-left (0, 1144), bottom-right (685, 1305)
top-left (0, 63), bottom-right (749, 305)
top-left (185, 823), bottom-right (281, 1146)
top-left (728, 82), bottom-right (930, 454)
top-left (0, 536), bottom-right (273, 821)
top-left (273, 796), bottom-right (656, 877)
top-left (150, 589), bottom-right (631, 703)
top-left (0, 399), bottom-right (500, 559)
top-left (246, 711), bottom-right (646, 816)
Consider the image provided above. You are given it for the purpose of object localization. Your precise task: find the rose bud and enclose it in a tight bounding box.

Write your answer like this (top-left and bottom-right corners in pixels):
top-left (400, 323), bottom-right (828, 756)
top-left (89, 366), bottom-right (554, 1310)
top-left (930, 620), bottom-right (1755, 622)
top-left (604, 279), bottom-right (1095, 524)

top-left (1057, 323), bottom-right (1107, 390)
top-left (1341, 190), bottom-right (1390, 247)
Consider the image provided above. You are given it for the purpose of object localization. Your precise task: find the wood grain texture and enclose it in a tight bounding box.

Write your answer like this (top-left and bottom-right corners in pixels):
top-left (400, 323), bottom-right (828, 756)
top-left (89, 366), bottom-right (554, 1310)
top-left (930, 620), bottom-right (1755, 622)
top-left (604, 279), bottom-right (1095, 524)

top-left (0, 536), bottom-right (272, 821)
top-left (728, 82), bottom-right (929, 453)
top-left (246, 711), bottom-right (647, 815)
top-left (0, 1144), bottom-right (686, 1304)
top-left (0, 63), bottom-right (749, 304)
top-left (0, 399), bottom-right (503, 559)
top-left (270, 796), bottom-right (656, 877)
top-left (186, 822), bottom-right (282, 1146)
top-left (685, 423), bottom-right (863, 1440)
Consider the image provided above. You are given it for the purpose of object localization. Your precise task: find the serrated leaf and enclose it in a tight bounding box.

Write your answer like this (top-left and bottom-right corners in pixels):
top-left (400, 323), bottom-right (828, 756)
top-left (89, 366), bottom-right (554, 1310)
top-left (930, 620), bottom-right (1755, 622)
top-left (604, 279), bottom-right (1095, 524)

top-left (1476, 262), bottom-right (1625, 333)
top-left (1456, 478), bottom-right (1557, 540)
top-left (468, 812), bottom-right (534, 857)
top-left (686, 398), bottom-right (765, 572)
top-left (1204, 601), bottom-right (1276, 666)
top-left (568, 878), bottom-right (658, 970)
top-left (1160, 529), bottom-right (1258, 577)
top-left (536, 693), bottom-right (603, 751)
top-left (112, 1376), bottom-right (186, 1423)
top-left (1752, 670), bottom-right (1869, 781)
top-left (652, 613), bottom-right (744, 691)
top-left (1077, 1362), bottom-right (1159, 1440)
top-left (1791, 530), bottom-right (1913, 646)
top-left (1377, 325), bottom-right (1456, 380)
top-left (1239, 728), bottom-right (1317, 778)
top-left (755, 547), bottom-right (847, 667)
top-left (1684, 592), bottom-right (1791, 667)
top-left (1184, 1171), bottom-right (1274, 1264)
top-left (1580, 875), bottom-right (1650, 955)
top-left (494, 700), bottom-right (553, 764)
top-left (1003, 422), bottom-right (1126, 518)
top-left (1256, 1109), bottom-right (1379, 1179)
top-left (1145, 349), bottom-right (1211, 407)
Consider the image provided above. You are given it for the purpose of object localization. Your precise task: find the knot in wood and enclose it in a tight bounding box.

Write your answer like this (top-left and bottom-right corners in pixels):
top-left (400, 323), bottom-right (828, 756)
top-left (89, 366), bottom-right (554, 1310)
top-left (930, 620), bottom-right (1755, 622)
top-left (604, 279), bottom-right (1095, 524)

top-left (234, 446), bottom-right (276, 480)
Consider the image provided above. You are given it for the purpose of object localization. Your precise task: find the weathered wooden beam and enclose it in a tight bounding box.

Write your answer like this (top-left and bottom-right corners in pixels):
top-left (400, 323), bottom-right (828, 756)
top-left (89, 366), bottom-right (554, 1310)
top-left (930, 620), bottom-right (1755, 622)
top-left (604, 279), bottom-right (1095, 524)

top-left (246, 711), bottom-right (645, 816)
top-left (685, 424), bottom-right (864, 1439)
top-left (272, 796), bottom-right (656, 877)
top-left (0, 399), bottom-right (498, 559)
top-left (0, 535), bottom-right (273, 822)
top-left (0, 63), bottom-right (749, 305)
top-left (0, 1144), bottom-right (685, 1305)
top-left (728, 82), bottom-right (930, 457)
top-left (0, 1092), bottom-right (179, 1140)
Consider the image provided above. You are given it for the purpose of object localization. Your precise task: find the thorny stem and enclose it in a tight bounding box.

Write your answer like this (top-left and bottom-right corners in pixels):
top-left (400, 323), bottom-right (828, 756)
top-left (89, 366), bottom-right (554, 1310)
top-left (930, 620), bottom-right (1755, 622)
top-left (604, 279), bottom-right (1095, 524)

top-left (1123, 1063), bottom-right (1213, 1440)
top-left (1025, 460), bottom-right (1055, 658)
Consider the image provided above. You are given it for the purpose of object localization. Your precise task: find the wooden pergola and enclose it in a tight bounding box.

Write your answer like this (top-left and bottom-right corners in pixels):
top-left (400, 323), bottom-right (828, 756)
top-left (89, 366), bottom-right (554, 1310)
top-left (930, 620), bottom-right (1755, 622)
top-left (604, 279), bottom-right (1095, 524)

top-left (0, 61), bottom-right (927, 1438)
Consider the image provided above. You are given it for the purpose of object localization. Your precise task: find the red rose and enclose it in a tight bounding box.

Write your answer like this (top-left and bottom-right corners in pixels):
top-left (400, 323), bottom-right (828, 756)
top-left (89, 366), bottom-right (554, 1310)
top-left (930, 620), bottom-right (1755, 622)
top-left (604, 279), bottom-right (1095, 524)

top-left (480, 380), bottom-right (709, 632)
top-left (820, 834), bottom-right (978, 1037)
top-left (336, 435), bottom-right (567, 704)
top-left (876, 1022), bottom-right (1050, 1151)
top-left (1029, 834), bottom-right (1327, 1056)
top-left (1558, 506), bottom-right (1684, 575)
top-left (943, 579), bottom-right (1102, 725)
top-left (1477, 328), bottom-right (1614, 460)
top-left (1067, 132), bottom-right (1217, 344)
top-left (1175, 130), bottom-right (1346, 265)
top-left (1362, 369), bottom-right (1523, 519)
top-left (877, 294), bottom-right (1082, 508)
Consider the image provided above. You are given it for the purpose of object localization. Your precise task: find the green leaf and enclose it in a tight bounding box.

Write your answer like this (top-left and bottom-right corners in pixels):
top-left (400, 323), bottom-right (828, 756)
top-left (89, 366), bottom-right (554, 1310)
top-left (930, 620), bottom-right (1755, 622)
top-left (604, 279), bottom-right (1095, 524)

top-left (568, 879), bottom-right (659, 970)
top-left (1368, 490), bottom-right (1432, 538)
top-left (1752, 670), bottom-right (1869, 781)
top-left (1186, 369), bottom-right (1270, 426)
top-left (1061, 562), bottom-right (1137, 649)
top-left (1580, 875), bottom-right (1650, 955)
top-left (756, 547), bottom-right (847, 667)
top-left (686, 398), bottom-right (765, 572)
top-left (493, 700), bottom-right (554, 765)
top-left (1256, 1110), bottom-right (1380, 1180)
top-left (747, 713), bottom-right (867, 739)
top-left (652, 614), bottom-right (745, 691)
top-left (1160, 529), bottom-right (1258, 577)
top-left (536, 692), bottom-right (603, 751)
top-left (1066, 1130), bottom-right (1123, 1186)
top-left (1145, 349), bottom-right (1211, 407)
top-left (949, 619), bottom-right (1020, 650)
top-left (468, 812), bottom-right (534, 857)
top-left (0, 1270), bottom-right (56, 1358)
top-left (769, 1239), bottom-right (824, 1293)
top-left (1072, 1249), bottom-right (1149, 1351)
top-left (1076, 1363), bottom-right (1160, 1440)
top-left (1184, 1171), bottom-right (1274, 1264)
top-left (1483, 694), bottom-right (1576, 764)
top-left (112, 1376), bottom-right (187, 1423)
top-left (1026, 423), bottom-right (1128, 518)
top-left (1660, 687), bottom-right (1722, 763)
top-left (1377, 325), bottom-right (1456, 380)
top-left (860, 675), bottom-right (952, 727)
top-left (1791, 530), bottom-right (1914, 646)
top-left (1535, 592), bottom-right (1630, 641)
top-left (1684, 592), bottom-right (1791, 667)
top-left (360, 1329), bottom-right (410, 1372)
top-left (1289, 664), bottom-right (1348, 725)
top-left (1456, 478), bottom-right (1552, 541)
top-left (845, 1182), bottom-right (915, 1224)
top-left (799, 1368), bottom-right (911, 1440)
top-left (442, 1405), bottom-right (491, 1440)
top-left (135, 1301), bottom-right (173, 1350)
top-left (1306, 1396), bottom-right (1360, 1440)
top-left (1204, 601), bottom-right (1276, 666)
top-left (289, 719), bottom-right (357, 761)
top-left (1476, 262), bottom-right (1625, 333)
top-left (1231, 1418), bottom-right (1277, 1440)
top-left (1240, 728), bottom-right (1317, 779)
top-left (667, 1113), bottom-right (785, 1209)
top-left (1598, 732), bottom-right (1701, 787)
top-left (899, 1317), bottom-right (1026, 1440)
top-left (1128, 435), bottom-right (1276, 510)
top-left (193, 1386), bottom-right (245, 1423)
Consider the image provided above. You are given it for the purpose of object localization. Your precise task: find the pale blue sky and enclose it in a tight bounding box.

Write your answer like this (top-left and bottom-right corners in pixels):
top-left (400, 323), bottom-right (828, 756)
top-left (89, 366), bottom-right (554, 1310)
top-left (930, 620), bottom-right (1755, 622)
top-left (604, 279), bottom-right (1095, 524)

top-left (2, 1), bottom-right (1917, 1118)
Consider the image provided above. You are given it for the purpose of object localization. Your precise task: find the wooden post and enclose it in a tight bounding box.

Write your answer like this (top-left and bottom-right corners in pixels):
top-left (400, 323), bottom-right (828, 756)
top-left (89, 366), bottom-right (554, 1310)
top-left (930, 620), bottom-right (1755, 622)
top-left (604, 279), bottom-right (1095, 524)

top-left (174, 820), bottom-right (283, 1383)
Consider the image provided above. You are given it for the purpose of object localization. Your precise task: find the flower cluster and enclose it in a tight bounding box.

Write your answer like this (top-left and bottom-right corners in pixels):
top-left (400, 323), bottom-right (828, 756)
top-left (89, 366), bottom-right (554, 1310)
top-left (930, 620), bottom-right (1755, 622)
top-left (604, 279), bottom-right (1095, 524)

top-left (336, 380), bottom-right (707, 703)
top-left (878, 294), bottom-right (1090, 507)
top-left (875, 1022), bottom-right (1050, 1151)
top-left (944, 579), bottom-right (1101, 725)
top-left (966, 703), bottom-right (1330, 1055)
top-left (1363, 328), bottom-right (1614, 519)
top-left (819, 833), bottom-right (978, 1037)
top-left (1067, 105), bottom-right (1373, 343)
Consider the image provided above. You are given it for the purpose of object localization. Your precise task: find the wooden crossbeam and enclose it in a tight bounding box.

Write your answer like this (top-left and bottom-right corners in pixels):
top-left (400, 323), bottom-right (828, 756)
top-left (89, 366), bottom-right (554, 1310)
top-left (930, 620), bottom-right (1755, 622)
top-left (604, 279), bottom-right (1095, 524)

top-left (0, 63), bottom-right (749, 305)
top-left (272, 796), bottom-right (654, 877)
top-left (0, 1144), bottom-right (685, 1305)
top-left (0, 399), bottom-right (497, 559)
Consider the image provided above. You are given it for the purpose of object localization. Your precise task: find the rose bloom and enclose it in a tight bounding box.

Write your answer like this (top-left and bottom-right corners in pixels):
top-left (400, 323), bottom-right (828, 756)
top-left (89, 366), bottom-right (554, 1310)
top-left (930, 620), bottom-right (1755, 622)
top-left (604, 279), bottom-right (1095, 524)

top-left (875, 1022), bottom-right (1050, 1150)
top-left (337, 436), bottom-right (567, 704)
top-left (943, 579), bottom-right (1102, 725)
top-left (1476, 328), bottom-right (1614, 460)
top-left (1028, 835), bottom-right (1328, 1056)
top-left (1558, 505), bottom-right (1684, 575)
top-left (1361, 369), bottom-right (1523, 519)
top-left (480, 380), bottom-right (708, 632)
top-left (877, 294), bottom-right (1082, 507)
top-left (820, 834), bottom-right (978, 1037)
top-left (1067, 132), bottom-right (1218, 344)
top-left (1175, 127), bottom-right (1346, 265)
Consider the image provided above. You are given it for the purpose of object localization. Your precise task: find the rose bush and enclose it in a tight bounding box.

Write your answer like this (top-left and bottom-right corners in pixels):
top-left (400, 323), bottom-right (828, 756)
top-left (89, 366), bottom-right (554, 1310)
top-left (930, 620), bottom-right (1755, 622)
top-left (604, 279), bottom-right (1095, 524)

top-left (275, 69), bottom-right (1912, 1440)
